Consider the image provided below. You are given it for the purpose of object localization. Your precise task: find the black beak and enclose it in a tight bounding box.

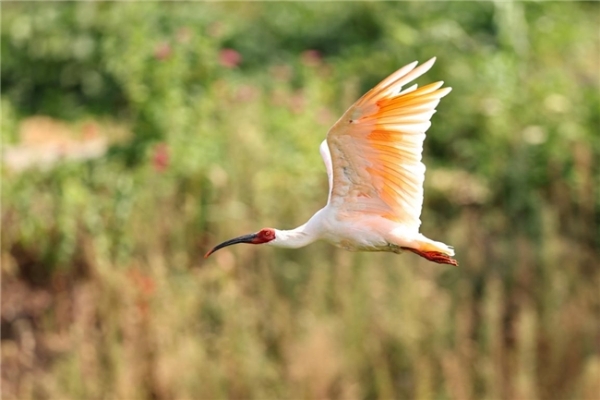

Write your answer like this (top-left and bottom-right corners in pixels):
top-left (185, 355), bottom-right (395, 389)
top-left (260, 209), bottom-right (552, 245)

top-left (204, 233), bottom-right (258, 258)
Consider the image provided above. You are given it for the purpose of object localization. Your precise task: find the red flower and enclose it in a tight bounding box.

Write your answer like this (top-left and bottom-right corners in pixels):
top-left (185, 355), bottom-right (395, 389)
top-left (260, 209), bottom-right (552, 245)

top-left (219, 48), bottom-right (242, 68)
top-left (152, 143), bottom-right (169, 172)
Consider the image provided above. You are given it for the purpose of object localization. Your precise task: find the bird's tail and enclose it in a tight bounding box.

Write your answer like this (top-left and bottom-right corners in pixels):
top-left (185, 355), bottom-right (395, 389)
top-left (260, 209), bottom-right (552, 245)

top-left (403, 235), bottom-right (458, 266)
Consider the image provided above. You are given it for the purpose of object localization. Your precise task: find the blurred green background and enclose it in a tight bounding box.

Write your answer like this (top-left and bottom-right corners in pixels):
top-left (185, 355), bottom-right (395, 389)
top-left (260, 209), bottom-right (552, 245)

top-left (1, 2), bottom-right (599, 399)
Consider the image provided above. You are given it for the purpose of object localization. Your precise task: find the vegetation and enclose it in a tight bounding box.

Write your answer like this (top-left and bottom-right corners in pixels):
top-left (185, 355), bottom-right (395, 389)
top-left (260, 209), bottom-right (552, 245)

top-left (2, 2), bottom-right (599, 399)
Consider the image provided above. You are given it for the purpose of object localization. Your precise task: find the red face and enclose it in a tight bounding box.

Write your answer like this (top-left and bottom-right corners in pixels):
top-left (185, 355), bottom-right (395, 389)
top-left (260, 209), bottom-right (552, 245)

top-left (254, 228), bottom-right (276, 244)
top-left (204, 228), bottom-right (276, 258)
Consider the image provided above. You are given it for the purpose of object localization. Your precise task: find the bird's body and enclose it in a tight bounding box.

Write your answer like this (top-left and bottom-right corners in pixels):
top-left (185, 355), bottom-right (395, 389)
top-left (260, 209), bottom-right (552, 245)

top-left (206, 57), bottom-right (458, 266)
top-left (270, 206), bottom-right (452, 258)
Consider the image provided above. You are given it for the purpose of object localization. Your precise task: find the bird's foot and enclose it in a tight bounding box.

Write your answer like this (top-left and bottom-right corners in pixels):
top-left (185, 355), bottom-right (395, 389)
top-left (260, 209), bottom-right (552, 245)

top-left (402, 247), bottom-right (459, 266)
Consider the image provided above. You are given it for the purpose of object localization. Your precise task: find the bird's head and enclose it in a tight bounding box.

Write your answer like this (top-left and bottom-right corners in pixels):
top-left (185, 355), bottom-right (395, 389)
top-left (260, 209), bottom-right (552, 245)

top-left (204, 227), bottom-right (276, 258)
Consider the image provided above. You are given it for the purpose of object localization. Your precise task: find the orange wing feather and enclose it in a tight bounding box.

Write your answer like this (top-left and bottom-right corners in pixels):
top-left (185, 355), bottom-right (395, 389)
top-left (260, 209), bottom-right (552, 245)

top-left (325, 58), bottom-right (451, 231)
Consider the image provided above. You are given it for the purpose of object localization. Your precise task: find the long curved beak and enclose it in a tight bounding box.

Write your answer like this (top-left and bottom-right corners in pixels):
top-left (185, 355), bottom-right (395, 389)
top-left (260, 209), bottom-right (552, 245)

top-left (204, 233), bottom-right (258, 258)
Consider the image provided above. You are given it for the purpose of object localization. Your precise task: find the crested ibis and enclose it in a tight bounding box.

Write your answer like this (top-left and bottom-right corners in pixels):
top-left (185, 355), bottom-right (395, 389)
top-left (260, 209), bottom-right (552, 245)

top-left (206, 58), bottom-right (458, 266)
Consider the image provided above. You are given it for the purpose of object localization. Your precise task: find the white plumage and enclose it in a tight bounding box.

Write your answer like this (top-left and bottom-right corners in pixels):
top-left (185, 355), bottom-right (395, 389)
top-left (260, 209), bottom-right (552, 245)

top-left (206, 58), bottom-right (457, 266)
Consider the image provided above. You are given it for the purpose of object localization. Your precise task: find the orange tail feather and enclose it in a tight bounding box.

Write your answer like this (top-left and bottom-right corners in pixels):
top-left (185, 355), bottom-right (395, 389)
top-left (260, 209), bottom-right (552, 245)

top-left (402, 247), bottom-right (459, 266)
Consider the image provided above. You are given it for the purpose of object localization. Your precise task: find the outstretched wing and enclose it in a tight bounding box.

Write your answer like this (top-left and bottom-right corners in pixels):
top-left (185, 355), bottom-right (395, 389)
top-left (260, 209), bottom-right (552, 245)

top-left (325, 57), bottom-right (451, 232)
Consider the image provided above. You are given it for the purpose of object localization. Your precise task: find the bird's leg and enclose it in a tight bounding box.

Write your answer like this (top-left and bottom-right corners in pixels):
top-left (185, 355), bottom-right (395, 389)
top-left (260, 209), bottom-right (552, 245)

top-left (402, 247), bottom-right (459, 266)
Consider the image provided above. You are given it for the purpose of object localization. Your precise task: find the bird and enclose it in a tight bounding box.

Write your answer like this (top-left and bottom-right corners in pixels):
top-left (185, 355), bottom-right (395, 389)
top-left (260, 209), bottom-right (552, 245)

top-left (205, 57), bottom-right (458, 266)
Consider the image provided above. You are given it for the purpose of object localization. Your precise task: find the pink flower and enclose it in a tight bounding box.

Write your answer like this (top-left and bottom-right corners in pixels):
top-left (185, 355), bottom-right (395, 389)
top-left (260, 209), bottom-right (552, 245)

top-left (152, 143), bottom-right (169, 172)
top-left (219, 48), bottom-right (242, 68)
top-left (154, 42), bottom-right (172, 61)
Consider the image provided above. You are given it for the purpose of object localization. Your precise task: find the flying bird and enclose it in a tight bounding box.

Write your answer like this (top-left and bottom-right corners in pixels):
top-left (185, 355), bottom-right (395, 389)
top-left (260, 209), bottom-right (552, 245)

top-left (206, 57), bottom-right (457, 266)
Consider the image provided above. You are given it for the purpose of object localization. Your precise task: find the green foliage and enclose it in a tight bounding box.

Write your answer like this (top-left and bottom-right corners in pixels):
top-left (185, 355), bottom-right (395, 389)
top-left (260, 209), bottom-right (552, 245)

top-left (2, 2), bottom-right (599, 400)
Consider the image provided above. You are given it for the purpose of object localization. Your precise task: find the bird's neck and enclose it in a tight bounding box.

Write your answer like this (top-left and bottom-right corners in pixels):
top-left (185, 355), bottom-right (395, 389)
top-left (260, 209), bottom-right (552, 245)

top-left (270, 208), bottom-right (326, 249)
top-left (272, 224), bottom-right (317, 249)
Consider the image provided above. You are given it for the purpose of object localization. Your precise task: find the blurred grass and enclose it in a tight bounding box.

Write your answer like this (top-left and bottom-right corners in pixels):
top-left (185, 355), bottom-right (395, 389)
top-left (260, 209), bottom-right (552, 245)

top-left (1, 2), bottom-right (599, 400)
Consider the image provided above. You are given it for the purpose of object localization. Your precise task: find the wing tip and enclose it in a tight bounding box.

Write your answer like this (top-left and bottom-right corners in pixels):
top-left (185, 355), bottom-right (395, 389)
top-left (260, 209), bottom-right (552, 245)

top-left (421, 57), bottom-right (437, 70)
top-left (438, 87), bottom-right (452, 97)
top-left (358, 57), bottom-right (443, 106)
top-left (406, 60), bottom-right (419, 70)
